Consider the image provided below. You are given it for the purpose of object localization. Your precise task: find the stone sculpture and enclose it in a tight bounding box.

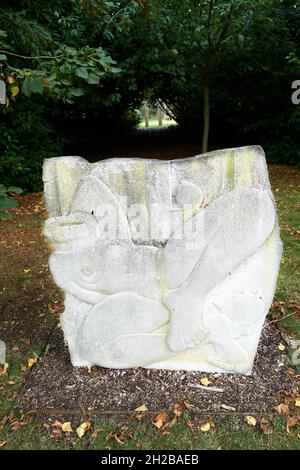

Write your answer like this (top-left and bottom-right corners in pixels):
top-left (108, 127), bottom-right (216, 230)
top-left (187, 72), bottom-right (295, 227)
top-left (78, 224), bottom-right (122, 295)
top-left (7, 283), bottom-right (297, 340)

top-left (43, 146), bottom-right (282, 374)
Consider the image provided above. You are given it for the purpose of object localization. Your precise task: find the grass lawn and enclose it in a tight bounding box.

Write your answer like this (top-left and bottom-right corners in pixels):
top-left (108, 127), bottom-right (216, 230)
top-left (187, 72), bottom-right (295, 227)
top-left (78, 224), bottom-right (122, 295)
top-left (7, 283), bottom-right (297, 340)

top-left (0, 163), bottom-right (299, 450)
top-left (138, 119), bottom-right (177, 129)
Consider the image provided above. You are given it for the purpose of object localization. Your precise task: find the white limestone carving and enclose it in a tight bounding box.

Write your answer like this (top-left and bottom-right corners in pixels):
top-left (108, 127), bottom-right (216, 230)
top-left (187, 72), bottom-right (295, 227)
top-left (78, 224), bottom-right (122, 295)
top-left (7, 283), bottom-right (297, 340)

top-left (43, 146), bottom-right (282, 374)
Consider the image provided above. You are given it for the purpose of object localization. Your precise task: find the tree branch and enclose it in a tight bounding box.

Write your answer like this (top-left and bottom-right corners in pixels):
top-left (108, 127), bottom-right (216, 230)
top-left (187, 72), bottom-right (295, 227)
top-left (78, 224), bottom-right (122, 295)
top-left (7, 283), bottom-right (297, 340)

top-left (0, 50), bottom-right (63, 60)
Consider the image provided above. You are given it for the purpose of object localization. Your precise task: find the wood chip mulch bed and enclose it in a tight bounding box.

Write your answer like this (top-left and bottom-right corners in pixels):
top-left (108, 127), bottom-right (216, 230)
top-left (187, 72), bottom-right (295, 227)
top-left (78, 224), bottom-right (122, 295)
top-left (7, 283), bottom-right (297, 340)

top-left (16, 323), bottom-right (299, 415)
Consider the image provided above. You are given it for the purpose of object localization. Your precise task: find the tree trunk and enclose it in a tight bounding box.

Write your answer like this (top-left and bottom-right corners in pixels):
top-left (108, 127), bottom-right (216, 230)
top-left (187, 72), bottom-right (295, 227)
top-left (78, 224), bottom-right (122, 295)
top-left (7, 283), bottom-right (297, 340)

top-left (157, 105), bottom-right (163, 126)
top-left (202, 83), bottom-right (210, 153)
top-left (144, 102), bottom-right (149, 127)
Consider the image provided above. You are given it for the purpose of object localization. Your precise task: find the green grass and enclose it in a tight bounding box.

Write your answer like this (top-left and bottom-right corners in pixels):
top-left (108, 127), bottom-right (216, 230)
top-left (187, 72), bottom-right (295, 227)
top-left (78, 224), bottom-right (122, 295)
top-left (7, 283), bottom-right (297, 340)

top-left (138, 119), bottom-right (177, 129)
top-left (0, 165), bottom-right (299, 450)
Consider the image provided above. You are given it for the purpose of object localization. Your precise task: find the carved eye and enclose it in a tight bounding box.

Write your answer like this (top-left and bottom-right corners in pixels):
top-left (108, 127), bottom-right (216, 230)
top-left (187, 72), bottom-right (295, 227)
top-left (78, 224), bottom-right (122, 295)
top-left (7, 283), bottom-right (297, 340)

top-left (81, 265), bottom-right (94, 276)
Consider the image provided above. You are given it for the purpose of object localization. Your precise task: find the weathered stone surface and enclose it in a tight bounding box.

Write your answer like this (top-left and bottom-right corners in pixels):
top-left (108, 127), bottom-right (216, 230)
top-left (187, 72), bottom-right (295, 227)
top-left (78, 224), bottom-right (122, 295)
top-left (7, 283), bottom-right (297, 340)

top-left (43, 146), bottom-right (282, 374)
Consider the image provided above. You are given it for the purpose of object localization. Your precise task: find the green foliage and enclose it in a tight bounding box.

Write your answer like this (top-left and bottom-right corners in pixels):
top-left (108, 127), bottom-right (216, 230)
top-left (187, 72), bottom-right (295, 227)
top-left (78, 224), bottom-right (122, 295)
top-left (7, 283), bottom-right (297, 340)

top-left (127, 0), bottom-right (299, 162)
top-left (0, 0), bottom-right (298, 187)
top-left (0, 182), bottom-right (22, 219)
top-left (0, 97), bottom-right (65, 191)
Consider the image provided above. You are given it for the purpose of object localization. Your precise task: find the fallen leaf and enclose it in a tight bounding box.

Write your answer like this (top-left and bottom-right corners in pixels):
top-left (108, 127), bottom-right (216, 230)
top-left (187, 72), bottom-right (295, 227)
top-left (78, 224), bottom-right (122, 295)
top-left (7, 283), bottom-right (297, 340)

top-left (286, 416), bottom-right (298, 435)
top-left (0, 363), bottom-right (9, 376)
top-left (134, 404), bottom-right (148, 412)
top-left (20, 365), bottom-right (28, 372)
top-left (295, 398), bottom-right (300, 408)
top-left (152, 411), bottom-right (167, 429)
top-left (105, 432), bottom-right (124, 445)
top-left (183, 401), bottom-right (194, 410)
top-left (76, 421), bottom-right (91, 438)
top-left (0, 440), bottom-right (6, 447)
top-left (278, 343), bottom-right (285, 351)
top-left (173, 403), bottom-right (183, 417)
top-left (245, 416), bottom-right (256, 426)
top-left (91, 428), bottom-right (104, 439)
top-left (27, 357), bottom-right (37, 368)
top-left (7, 380), bottom-right (15, 385)
top-left (52, 420), bottom-right (63, 428)
top-left (260, 418), bottom-right (272, 435)
top-left (200, 421), bottom-right (211, 432)
top-left (23, 269), bottom-right (31, 274)
top-left (61, 422), bottom-right (73, 433)
top-left (200, 377), bottom-right (212, 386)
top-left (274, 403), bottom-right (290, 414)
top-left (11, 420), bottom-right (21, 431)
top-left (162, 417), bottom-right (177, 430)
top-left (133, 413), bottom-right (144, 421)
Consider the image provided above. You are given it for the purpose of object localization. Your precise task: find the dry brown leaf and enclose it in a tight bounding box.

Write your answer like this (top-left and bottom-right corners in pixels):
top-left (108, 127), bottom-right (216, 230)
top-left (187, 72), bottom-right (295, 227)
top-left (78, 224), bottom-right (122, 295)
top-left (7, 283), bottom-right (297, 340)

top-left (245, 416), bottom-right (256, 426)
top-left (91, 428), bottom-right (105, 439)
top-left (134, 404), bottom-right (148, 412)
top-left (286, 416), bottom-right (298, 435)
top-left (260, 418), bottom-right (272, 435)
top-left (200, 377), bottom-right (212, 386)
top-left (27, 357), bottom-right (37, 368)
top-left (105, 432), bottom-right (124, 445)
top-left (162, 417), bottom-right (177, 430)
top-left (76, 421), bottom-right (91, 438)
top-left (200, 421), bottom-right (211, 432)
top-left (183, 400), bottom-right (194, 410)
top-left (152, 411), bottom-right (167, 429)
top-left (274, 403), bottom-right (290, 414)
top-left (20, 365), bottom-right (28, 372)
top-left (133, 413), bottom-right (144, 421)
top-left (61, 422), bottom-right (73, 433)
top-left (52, 420), bottom-right (63, 428)
top-left (0, 440), bottom-right (6, 448)
top-left (11, 420), bottom-right (21, 431)
top-left (0, 363), bottom-right (9, 376)
top-left (173, 403), bottom-right (183, 417)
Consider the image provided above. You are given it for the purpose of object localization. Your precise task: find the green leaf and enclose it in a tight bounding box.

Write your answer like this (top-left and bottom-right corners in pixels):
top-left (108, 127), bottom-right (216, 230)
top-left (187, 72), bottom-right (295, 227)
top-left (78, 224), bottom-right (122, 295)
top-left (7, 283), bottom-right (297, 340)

top-left (22, 79), bottom-right (31, 97)
top-left (69, 88), bottom-right (85, 97)
top-left (86, 73), bottom-right (100, 84)
top-left (0, 54), bottom-right (7, 61)
top-left (0, 198), bottom-right (19, 210)
top-left (7, 186), bottom-right (23, 195)
top-left (0, 213), bottom-right (12, 220)
top-left (29, 77), bottom-right (44, 94)
top-left (75, 67), bottom-right (88, 80)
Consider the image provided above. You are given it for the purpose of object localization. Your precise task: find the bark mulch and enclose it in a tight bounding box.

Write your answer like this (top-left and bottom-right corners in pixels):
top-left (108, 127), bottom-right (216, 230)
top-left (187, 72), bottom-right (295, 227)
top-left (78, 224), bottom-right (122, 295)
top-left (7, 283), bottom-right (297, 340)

top-left (16, 323), bottom-right (299, 415)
